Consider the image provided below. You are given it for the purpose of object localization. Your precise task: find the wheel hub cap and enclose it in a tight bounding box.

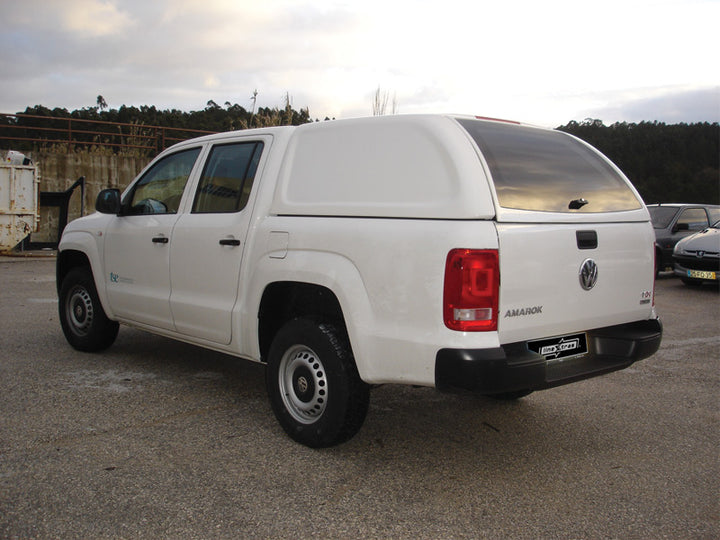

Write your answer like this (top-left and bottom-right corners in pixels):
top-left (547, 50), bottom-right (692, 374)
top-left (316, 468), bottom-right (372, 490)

top-left (279, 345), bottom-right (328, 424)
top-left (66, 287), bottom-right (94, 336)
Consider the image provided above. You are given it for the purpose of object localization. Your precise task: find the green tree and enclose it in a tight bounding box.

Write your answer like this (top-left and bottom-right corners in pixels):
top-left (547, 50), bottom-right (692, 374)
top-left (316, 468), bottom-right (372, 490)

top-left (557, 120), bottom-right (719, 204)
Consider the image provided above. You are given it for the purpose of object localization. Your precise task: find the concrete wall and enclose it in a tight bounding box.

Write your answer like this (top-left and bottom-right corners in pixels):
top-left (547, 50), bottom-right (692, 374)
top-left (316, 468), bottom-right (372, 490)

top-left (26, 150), bottom-right (151, 243)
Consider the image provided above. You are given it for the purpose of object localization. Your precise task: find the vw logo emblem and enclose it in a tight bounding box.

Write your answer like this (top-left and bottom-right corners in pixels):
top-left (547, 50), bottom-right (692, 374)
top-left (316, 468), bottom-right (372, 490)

top-left (696, 251), bottom-right (705, 258)
top-left (579, 259), bottom-right (598, 290)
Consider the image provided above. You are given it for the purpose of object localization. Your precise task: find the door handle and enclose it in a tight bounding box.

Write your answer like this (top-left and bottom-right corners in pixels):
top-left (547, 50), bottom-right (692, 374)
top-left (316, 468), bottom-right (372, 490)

top-left (152, 236), bottom-right (169, 244)
top-left (219, 238), bottom-right (241, 246)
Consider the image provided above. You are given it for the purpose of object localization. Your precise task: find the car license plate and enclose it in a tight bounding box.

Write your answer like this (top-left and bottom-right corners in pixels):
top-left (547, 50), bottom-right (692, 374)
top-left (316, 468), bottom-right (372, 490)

top-left (688, 269), bottom-right (717, 280)
top-left (528, 333), bottom-right (588, 361)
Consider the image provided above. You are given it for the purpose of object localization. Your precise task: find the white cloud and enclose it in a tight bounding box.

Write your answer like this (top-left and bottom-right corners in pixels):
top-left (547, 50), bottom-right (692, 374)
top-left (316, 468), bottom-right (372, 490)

top-left (204, 75), bottom-right (221, 89)
top-left (0, 0), bottom-right (717, 124)
top-left (3, 0), bottom-right (133, 36)
top-left (59, 0), bottom-right (134, 36)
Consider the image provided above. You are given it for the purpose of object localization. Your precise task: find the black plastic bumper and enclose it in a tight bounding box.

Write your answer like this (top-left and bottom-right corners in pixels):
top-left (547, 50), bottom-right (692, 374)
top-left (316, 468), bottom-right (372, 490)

top-left (435, 319), bottom-right (663, 395)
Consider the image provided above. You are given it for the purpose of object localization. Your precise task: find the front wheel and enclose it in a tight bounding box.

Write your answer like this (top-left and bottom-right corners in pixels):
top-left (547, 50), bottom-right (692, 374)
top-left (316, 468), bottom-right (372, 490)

top-left (59, 267), bottom-right (119, 352)
top-left (265, 318), bottom-right (370, 448)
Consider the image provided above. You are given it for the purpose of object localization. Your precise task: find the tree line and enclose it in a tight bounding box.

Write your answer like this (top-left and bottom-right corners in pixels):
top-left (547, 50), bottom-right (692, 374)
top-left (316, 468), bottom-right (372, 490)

top-left (0, 97), bottom-right (317, 155)
top-left (2, 100), bottom-right (717, 204)
top-left (557, 119), bottom-right (718, 204)
top-left (22, 96), bottom-right (315, 131)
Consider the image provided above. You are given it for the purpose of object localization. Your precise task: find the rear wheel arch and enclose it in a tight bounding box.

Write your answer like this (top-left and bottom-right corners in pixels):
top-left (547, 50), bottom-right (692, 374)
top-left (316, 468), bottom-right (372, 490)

top-left (258, 281), bottom-right (347, 363)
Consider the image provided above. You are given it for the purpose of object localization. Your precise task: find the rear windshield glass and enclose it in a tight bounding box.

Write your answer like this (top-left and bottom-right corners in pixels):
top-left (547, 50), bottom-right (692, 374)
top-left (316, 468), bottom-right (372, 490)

top-left (648, 206), bottom-right (679, 229)
top-left (456, 118), bottom-right (642, 213)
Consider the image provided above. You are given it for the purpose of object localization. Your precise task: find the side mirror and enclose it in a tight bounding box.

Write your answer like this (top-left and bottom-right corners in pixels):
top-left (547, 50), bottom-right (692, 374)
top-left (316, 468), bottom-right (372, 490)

top-left (673, 222), bottom-right (690, 233)
top-left (96, 189), bottom-right (122, 214)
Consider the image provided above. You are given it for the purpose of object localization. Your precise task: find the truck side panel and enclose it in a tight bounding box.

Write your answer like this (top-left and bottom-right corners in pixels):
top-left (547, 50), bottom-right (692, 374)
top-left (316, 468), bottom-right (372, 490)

top-left (241, 216), bottom-right (501, 385)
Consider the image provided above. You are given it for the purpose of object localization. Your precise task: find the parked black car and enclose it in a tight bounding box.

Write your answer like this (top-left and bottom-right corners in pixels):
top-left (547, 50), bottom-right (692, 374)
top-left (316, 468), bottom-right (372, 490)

top-left (647, 204), bottom-right (720, 274)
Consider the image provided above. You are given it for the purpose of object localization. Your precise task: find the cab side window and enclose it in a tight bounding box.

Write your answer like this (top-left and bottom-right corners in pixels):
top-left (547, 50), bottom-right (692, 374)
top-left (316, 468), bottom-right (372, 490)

top-left (192, 142), bottom-right (264, 214)
top-left (126, 148), bottom-right (201, 215)
top-left (676, 208), bottom-right (709, 232)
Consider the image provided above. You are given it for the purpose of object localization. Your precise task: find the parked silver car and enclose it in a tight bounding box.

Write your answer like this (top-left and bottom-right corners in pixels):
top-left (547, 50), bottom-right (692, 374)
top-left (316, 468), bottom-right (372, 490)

top-left (647, 203), bottom-right (720, 274)
top-left (672, 220), bottom-right (720, 285)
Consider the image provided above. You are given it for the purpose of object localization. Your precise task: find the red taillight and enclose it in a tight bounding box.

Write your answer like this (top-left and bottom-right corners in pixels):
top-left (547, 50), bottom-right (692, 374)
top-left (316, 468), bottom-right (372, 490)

top-left (444, 249), bottom-right (499, 331)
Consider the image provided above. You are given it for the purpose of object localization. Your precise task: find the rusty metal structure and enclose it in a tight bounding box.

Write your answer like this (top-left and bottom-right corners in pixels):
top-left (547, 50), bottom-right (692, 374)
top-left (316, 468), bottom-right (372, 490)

top-left (0, 151), bottom-right (89, 253)
top-left (0, 113), bottom-right (219, 253)
top-left (0, 154), bottom-right (40, 253)
top-left (0, 113), bottom-right (216, 154)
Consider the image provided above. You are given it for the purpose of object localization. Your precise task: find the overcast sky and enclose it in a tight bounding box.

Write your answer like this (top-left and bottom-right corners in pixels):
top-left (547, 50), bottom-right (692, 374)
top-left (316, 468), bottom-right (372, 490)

top-left (1, 0), bottom-right (718, 127)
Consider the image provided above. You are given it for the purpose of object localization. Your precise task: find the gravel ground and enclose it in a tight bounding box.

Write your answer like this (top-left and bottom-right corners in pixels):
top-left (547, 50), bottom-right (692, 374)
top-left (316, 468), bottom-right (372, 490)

top-left (0, 257), bottom-right (718, 539)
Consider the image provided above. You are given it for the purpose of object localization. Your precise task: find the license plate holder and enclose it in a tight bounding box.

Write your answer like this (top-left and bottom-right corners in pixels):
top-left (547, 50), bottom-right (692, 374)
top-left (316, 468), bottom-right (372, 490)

top-left (528, 333), bottom-right (588, 361)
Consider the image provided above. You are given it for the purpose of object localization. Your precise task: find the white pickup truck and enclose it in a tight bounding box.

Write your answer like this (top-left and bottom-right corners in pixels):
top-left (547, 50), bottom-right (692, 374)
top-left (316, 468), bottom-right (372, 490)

top-left (57, 115), bottom-right (662, 447)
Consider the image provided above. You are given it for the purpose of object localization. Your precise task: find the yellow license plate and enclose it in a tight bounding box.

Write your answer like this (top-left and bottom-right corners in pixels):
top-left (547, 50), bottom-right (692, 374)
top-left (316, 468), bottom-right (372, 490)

top-left (688, 269), bottom-right (717, 280)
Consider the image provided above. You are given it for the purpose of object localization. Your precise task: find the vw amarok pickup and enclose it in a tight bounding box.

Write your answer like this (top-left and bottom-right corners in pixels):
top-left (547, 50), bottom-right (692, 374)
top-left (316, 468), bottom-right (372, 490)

top-left (57, 115), bottom-right (662, 447)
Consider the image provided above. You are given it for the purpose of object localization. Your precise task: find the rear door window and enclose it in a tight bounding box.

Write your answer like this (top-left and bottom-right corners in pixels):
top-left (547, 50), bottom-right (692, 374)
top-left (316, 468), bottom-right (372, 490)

top-left (456, 119), bottom-right (642, 213)
top-left (192, 142), bottom-right (264, 214)
top-left (676, 208), bottom-right (709, 231)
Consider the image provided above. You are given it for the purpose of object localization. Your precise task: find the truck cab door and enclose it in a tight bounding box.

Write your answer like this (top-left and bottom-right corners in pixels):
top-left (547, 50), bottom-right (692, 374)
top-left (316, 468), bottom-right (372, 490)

top-left (169, 140), bottom-right (265, 344)
top-left (103, 147), bottom-right (201, 330)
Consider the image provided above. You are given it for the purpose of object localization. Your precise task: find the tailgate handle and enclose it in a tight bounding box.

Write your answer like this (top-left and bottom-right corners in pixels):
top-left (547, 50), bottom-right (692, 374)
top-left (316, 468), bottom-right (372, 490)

top-left (576, 230), bottom-right (597, 250)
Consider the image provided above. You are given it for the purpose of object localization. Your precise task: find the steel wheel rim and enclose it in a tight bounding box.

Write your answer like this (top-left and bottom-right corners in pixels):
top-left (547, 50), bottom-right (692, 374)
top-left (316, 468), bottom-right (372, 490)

top-left (66, 286), bottom-right (94, 336)
top-left (278, 344), bottom-right (328, 424)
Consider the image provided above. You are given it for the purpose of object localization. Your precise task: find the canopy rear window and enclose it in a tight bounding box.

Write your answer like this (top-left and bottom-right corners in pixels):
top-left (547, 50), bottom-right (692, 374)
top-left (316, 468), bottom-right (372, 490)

top-left (456, 118), bottom-right (642, 213)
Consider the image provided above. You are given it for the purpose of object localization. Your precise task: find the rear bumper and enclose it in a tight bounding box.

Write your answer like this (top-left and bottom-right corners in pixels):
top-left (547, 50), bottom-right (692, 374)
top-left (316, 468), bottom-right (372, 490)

top-left (435, 318), bottom-right (662, 394)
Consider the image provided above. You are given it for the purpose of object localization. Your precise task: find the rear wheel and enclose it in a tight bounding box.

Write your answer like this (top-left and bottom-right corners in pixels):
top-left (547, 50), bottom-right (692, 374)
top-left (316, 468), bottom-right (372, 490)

top-left (59, 267), bottom-right (119, 352)
top-left (265, 318), bottom-right (370, 448)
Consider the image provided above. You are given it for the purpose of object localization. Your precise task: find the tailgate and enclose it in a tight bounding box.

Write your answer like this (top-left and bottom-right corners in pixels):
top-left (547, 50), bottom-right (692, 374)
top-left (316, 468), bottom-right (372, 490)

top-left (496, 221), bottom-right (656, 344)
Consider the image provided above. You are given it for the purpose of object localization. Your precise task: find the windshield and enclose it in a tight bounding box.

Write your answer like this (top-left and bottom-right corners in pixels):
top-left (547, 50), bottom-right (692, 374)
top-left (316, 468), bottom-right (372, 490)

top-left (647, 206), bottom-right (679, 229)
top-left (456, 118), bottom-right (643, 213)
